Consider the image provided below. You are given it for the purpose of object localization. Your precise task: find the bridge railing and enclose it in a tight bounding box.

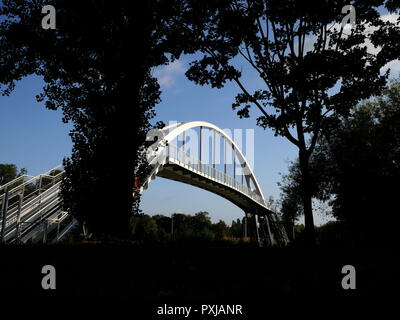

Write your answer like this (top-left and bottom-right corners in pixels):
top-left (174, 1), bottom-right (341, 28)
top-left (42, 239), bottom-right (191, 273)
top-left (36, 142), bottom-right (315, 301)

top-left (166, 144), bottom-right (265, 206)
top-left (0, 165), bottom-right (64, 242)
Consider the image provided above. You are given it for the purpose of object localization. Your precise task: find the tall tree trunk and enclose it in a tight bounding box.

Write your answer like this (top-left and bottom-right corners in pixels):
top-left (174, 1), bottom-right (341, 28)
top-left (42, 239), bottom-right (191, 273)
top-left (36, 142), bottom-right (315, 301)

top-left (299, 149), bottom-right (316, 246)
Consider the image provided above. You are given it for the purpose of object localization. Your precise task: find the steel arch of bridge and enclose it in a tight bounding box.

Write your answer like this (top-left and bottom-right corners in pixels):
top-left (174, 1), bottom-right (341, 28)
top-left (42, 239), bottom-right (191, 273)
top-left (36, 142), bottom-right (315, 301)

top-left (141, 121), bottom-right (289, 246)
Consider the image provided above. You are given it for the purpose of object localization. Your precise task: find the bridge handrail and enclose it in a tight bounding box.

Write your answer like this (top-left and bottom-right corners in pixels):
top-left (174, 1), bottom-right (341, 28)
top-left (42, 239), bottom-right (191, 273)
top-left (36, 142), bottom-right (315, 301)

top-left (3, 182), bottom-right (63, 242)
top-left (0, 166), bottom-right (64, 199)
top-left (2, 180), bottom-right (62, 229)
top-left (166, 144), bottom-right (267, 207)
top-left (0, 164), bottom-right (63, 193)
top-left (0, 175), bottom-right (34, 193)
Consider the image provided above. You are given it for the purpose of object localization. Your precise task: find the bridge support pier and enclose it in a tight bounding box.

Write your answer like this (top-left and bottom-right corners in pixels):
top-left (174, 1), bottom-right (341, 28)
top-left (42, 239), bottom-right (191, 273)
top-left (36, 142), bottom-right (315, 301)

top-left (255, 214), bottom-right (261, 247)
top-left (1, 190), bottom-right (9, 243)
top-left (42, 220), bottom-right (48, 244)
top-left (264, 215), bottom-right (274, 246)
top-left (15, 192), bottom-right (23, 243)
top-left (244, 212), bottom-right (248, 238)
top-left (245, 212), bottom-right (261, 246)
top-left (250, 214), bottom-right (275, 247)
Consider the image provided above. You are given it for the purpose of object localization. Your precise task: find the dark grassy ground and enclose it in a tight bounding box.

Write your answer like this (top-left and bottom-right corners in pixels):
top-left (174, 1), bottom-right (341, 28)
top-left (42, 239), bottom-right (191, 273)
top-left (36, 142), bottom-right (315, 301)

top-left (0, 242), bottom-right (396, 303)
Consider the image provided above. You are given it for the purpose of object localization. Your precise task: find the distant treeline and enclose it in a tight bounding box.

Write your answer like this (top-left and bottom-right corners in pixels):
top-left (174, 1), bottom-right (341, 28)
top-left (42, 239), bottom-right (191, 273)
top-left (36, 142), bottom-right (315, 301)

top-left (129, 211), bottom-right (346, 247)
top-left (129, 211), bottom-right (250, 243)
top-left (130, 211), bottom-right (372, 247)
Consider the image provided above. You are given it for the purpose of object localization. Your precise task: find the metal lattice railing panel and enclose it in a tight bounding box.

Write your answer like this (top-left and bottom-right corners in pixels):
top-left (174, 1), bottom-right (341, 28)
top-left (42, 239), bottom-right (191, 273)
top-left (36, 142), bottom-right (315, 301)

top-left (164, 144), bottom-right (266, 207)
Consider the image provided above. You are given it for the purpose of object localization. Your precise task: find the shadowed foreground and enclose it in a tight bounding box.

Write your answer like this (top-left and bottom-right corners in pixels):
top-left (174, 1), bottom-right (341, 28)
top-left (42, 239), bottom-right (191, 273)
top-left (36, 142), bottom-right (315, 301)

top-left (0, 244), bottom-right (396, 303)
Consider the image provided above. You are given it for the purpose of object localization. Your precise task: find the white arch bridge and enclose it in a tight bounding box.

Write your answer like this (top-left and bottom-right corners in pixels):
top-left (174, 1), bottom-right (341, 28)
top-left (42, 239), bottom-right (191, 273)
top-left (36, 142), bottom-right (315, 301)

top-left (0, 121), bottom-right (288, 246)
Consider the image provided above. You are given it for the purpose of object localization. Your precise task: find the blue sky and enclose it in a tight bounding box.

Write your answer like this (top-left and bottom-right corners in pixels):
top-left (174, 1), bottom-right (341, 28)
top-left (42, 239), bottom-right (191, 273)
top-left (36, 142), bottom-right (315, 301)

top-left (0, 76), bottom-right (72, 173)
top-left (1, 9), bottom-right (398, 225)
top-left (0, 58), bottom-right (325, 225)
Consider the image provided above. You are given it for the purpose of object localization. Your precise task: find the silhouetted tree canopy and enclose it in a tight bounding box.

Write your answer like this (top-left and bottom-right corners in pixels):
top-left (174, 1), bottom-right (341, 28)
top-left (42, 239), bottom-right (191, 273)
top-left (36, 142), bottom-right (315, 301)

top-left (183, 0), bottom-right (400, 245)
top-left (0, 0), bottom-right (193, 237)
top-left (230, 218), bottom-right (243, 238)
top-left (279, 79), bottom-right (400, 246)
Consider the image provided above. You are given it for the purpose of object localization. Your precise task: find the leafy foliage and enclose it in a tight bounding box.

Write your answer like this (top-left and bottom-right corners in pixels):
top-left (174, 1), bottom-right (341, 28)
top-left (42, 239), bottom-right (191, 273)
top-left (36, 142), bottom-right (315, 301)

top-left (183, 0), bottom-right (400, 245)
top-left (129, 211), bottom-right (249, 244)
top-left (279, 80), bottom-right (400, 246)
top-left (0, 0), bottom-right (192, 237)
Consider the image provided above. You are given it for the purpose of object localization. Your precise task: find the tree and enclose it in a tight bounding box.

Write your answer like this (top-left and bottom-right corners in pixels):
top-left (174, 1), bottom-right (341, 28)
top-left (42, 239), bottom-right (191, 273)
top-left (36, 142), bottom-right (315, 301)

top-left (212, 220), bottom-right (229, 239)
top-left (230, 218), bottom-right (243, 238)
top-left (0, 0), bottom-right (191, 237)
top-left (184, 0), bottom-right (400, 245)
top-left (320, 80), bottom-right (400, 246)
top-left (280, 79), bottom-right (400, 246)
top-left (152, 214), bottom-right (173, 240)
top-left (0, 164), bottom-right (27, 185)
top-left (278, 143), bottom-right (332, 240)
top-left (279, 185), bottom-right (301, 241)
top-left (190, 211), bottom-right (212, 232)
top-left (129, 214), bottom-right (158, 241)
